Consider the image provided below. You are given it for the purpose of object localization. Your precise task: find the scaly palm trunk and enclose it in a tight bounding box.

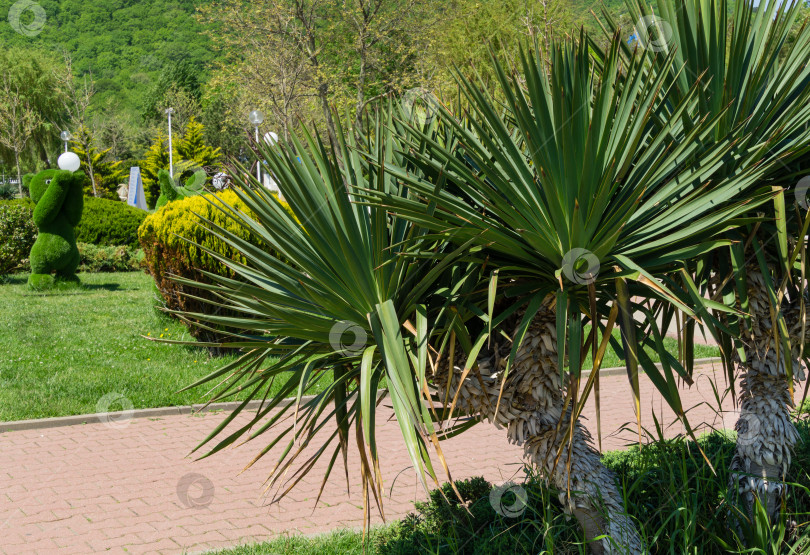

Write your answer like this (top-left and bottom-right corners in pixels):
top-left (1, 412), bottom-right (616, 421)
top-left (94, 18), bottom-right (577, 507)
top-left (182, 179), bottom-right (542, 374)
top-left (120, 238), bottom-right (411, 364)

top-left (729, 269), bottom-right (806, 525)
top-left (438, 299), bottom-right (642, 554)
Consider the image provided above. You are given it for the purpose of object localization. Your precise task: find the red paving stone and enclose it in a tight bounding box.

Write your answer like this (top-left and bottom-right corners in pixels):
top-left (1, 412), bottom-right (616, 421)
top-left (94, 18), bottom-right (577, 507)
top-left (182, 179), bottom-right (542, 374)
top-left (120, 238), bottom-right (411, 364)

top-left (0, 361), bottom-right (783, 554)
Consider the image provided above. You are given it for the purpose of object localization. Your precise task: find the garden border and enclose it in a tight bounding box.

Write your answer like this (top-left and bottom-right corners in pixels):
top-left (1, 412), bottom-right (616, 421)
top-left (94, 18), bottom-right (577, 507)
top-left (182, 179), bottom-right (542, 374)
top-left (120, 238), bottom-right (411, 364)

top-left (0, 357), bottom-right (722, 433)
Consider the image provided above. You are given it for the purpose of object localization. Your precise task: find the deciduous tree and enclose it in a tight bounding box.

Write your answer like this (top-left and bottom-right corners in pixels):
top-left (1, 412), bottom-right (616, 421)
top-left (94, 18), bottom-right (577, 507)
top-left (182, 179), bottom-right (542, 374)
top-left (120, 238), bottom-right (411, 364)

top-left (0, 75), bottom-right (41, 195)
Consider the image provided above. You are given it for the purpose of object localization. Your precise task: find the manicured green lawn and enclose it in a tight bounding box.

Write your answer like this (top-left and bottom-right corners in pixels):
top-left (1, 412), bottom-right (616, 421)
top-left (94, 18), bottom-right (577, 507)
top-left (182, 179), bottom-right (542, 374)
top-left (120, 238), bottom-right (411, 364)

top-left (582, 323), bottom-right (719, 371)
top-left (210, 530), bottom-right (373, 555)
top-left (0, 271), bottom-right (719, 422)
top-left (0, 272), bottom-right (250, 422)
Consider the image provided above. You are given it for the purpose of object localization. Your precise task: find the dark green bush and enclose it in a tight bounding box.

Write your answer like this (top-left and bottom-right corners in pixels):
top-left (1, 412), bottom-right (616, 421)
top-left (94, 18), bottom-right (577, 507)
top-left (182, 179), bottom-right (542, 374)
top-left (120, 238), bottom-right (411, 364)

top-left (75, 197), bottom-right (147, 248)
top-left (1, 196), bottom-right (146, 249)
top-left (0, 203), bottom-right (38, 275)
top-left (77, 243), bottom-right (145, 272)
top-left (0, 183), bottom-right (16, 200)
top-left (8, 243), bottom-right (145, 274)
top-left (375, 473), bottom-right (579, 555)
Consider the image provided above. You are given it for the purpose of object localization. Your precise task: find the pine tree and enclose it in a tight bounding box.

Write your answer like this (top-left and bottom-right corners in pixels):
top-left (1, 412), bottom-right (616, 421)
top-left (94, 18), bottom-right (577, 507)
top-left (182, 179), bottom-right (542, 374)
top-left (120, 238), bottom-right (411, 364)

top-left (140, 119), bottom-right (221, 208)
top-left (140, 131), bottom-right (171, 208)
top-left (176, 117), bottom-right (221, 170)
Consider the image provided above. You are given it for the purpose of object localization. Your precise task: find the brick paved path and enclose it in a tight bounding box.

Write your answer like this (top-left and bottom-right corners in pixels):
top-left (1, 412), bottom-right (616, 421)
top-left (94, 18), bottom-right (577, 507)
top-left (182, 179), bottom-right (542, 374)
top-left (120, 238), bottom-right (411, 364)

top-left (0, 362), bottom-right (757, 554)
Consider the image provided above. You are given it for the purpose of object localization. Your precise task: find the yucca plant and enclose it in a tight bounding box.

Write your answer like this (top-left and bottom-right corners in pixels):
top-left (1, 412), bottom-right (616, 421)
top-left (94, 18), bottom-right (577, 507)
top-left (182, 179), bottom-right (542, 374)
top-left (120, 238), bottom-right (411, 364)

top-left (597, 0), bottom-right (810, 526)
top-left (361, 31), bottom-right (780, 552)
top-left (167, 113), bottom-right (482, 528)
top-left (169, 30), bottom-right (786, 555)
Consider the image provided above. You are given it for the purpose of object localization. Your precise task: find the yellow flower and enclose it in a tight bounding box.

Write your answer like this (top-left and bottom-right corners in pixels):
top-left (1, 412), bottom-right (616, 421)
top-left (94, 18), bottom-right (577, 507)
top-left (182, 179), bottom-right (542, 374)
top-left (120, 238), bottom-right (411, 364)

top-left (160, 334), bottom-right (164, 338)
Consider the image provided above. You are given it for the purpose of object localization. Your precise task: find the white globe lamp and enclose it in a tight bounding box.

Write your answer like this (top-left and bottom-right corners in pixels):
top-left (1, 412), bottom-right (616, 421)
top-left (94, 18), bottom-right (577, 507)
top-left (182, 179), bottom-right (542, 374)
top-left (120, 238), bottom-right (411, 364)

top-left (57, 152), bottom-right (81, 173)
top-left (248, 110), bottom-right (264, 126)
top-left (263, 131), bottom-right (278, 146)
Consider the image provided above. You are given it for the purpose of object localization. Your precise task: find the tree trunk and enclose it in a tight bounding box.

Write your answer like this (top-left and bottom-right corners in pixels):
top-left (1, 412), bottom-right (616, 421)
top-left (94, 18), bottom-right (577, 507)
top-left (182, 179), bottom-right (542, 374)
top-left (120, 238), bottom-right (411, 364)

top-left (317, 80), bottom-right (337, 146)
top-left (729, 268), bottom-right (806, 526)
top-left (36, 137), bottom-right (50, 169)
top-left (87, 156), bottom-right (98, 197)
top-left (437, 298), bottom-right (642, 554)
top-left (355, 41), bottom-right (367, 130)
top-left (14, 149), bottom-right (22, 196)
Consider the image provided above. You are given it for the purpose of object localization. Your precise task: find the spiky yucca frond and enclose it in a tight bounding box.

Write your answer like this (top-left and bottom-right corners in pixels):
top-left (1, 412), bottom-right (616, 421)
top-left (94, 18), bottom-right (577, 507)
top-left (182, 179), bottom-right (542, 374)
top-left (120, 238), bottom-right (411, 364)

top-left (366, 32), bottom-right (775, 439)
top-left (166, 114), bottom-right (484, 522)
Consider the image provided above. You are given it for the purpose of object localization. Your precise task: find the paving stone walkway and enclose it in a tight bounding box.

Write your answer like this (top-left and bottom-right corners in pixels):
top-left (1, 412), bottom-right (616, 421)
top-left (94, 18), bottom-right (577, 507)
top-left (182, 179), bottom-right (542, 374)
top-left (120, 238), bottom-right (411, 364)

top-left (0, 361), bottom-right (762, 554)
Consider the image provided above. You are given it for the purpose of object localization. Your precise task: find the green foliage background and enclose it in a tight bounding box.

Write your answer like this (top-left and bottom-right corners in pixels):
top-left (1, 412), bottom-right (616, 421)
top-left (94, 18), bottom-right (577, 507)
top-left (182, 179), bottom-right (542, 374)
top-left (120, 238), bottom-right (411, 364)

top-left (0, 0), bottom-right (214, 116)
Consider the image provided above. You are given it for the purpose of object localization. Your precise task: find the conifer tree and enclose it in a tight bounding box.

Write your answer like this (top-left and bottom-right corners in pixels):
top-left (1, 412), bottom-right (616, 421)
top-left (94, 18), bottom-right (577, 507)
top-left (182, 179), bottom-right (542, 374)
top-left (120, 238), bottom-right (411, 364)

top-left (176, 117), bottom-right (221, 171)
top-left (140, 131), bottom-right (171, 208)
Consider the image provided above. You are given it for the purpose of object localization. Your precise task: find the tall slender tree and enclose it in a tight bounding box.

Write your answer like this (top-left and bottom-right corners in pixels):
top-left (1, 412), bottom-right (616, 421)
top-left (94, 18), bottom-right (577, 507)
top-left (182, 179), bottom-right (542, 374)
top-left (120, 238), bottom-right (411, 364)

top-left (0, 75), bottom-right (40, 195)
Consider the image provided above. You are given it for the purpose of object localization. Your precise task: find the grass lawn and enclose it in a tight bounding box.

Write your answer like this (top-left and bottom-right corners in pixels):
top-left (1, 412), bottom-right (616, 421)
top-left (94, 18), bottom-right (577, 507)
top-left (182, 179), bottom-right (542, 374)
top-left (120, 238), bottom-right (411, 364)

top-left (582, 323), bottom-right (718, 370)
top-left (210, 530), bottom-right (372, 555)
top-left (0, 272), bottom-right (250, 422)
top-left (0, 271), bottom-right (719, 422)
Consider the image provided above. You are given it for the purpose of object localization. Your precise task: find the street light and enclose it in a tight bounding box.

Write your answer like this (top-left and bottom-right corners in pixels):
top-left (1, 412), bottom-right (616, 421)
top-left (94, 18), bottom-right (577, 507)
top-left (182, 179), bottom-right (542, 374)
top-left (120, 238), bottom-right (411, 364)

top-left (248, 110), bottom-right (264, 183)
top-left (60, 131), bottom-right (72, 154)
top-left (165, 108), bottom-right (175, 178)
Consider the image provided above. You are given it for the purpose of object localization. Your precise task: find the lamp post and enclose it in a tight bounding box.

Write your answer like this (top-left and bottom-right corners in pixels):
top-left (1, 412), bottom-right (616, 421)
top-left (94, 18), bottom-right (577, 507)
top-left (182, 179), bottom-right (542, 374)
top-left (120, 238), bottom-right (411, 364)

top-left (165, 108), bottom-right (175, 178)
top-left (248, 110), bottom-right (264, 184)
top-left (60, 131), bottom-right (72, 154)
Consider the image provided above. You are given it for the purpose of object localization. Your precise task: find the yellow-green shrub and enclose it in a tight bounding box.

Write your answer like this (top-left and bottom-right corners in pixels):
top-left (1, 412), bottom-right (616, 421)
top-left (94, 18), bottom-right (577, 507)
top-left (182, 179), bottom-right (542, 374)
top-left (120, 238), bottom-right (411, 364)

top-left (138, 189), bottom-right (287, 348)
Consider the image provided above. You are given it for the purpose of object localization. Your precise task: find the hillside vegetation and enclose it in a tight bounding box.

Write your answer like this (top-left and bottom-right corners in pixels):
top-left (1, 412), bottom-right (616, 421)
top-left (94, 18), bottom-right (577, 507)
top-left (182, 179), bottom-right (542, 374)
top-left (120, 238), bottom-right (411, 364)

top-left (0, 0), bottom-right (213, 114)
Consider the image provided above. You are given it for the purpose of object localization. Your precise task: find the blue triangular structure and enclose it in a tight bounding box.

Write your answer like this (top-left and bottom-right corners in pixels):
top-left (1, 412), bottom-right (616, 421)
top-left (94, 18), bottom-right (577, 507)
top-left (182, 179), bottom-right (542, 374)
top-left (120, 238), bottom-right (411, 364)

top-left (128, 167), bottom-right (148, 210)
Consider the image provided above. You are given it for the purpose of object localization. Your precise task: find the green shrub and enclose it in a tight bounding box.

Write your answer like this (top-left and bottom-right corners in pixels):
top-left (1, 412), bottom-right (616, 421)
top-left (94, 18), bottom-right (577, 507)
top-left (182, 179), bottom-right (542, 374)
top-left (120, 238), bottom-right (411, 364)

top-left (138, 189), bottom-right (288, 348)
top-left (0, 183), bottom-right (16, 200)
top-left (77, 243), bottom-right (145, 272)
top-left (373, 423), bottom-right (810, 554)
top-left (0, 198), bottom-right (33, 209)
top-left (375, 474), bottom-right (579, 555)
top-left (0, 196), bottom-right (146, 249)
top-left (0, 203), bottom-right (38, 275)
top-left (75, 197), bottom-right (147, 248)
top-left (6, 243), bottom-right (145, 274)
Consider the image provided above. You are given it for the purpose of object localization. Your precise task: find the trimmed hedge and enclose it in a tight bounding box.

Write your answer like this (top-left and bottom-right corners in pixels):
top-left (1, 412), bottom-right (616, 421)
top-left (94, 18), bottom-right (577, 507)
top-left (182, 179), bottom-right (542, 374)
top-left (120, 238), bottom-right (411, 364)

top-left (0, 203), bottom-right (38, 275)
top-left (1, 197), bottom-right (146, 249)
top-left (138, 189), bottom-right (287, 349)
top-left (75, 197), bottom-right (147, 248)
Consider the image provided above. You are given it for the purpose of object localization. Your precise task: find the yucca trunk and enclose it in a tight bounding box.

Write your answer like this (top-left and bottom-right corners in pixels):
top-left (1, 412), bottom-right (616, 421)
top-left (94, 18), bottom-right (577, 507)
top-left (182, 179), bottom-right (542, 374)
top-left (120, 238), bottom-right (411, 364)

top-left (729, 269), bottom-right (806, 525)
top-left (438, 300), bottom-right (642, 554)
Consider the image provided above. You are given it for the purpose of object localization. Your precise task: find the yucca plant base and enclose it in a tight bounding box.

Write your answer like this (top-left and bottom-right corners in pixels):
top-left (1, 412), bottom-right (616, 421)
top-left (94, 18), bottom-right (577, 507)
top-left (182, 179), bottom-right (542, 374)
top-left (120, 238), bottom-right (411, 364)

top-left (729, 270), bottom-right (807, 527)
top-left (438, 301), bottom-right (642, 554)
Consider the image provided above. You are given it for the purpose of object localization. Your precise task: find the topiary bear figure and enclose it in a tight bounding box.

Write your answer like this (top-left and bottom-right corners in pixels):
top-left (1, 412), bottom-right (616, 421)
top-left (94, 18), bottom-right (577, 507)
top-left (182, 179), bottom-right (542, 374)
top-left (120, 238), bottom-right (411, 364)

top-left (27, 169), bottom-right (84, 289)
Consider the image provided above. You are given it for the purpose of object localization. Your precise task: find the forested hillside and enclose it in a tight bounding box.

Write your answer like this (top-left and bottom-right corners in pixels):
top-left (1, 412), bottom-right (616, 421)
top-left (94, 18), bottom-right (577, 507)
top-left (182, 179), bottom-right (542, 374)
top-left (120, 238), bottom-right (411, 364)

top-left (8, 0), bottom-right (784, 194)
top-left (0, 0), bottom-right (212, 114)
